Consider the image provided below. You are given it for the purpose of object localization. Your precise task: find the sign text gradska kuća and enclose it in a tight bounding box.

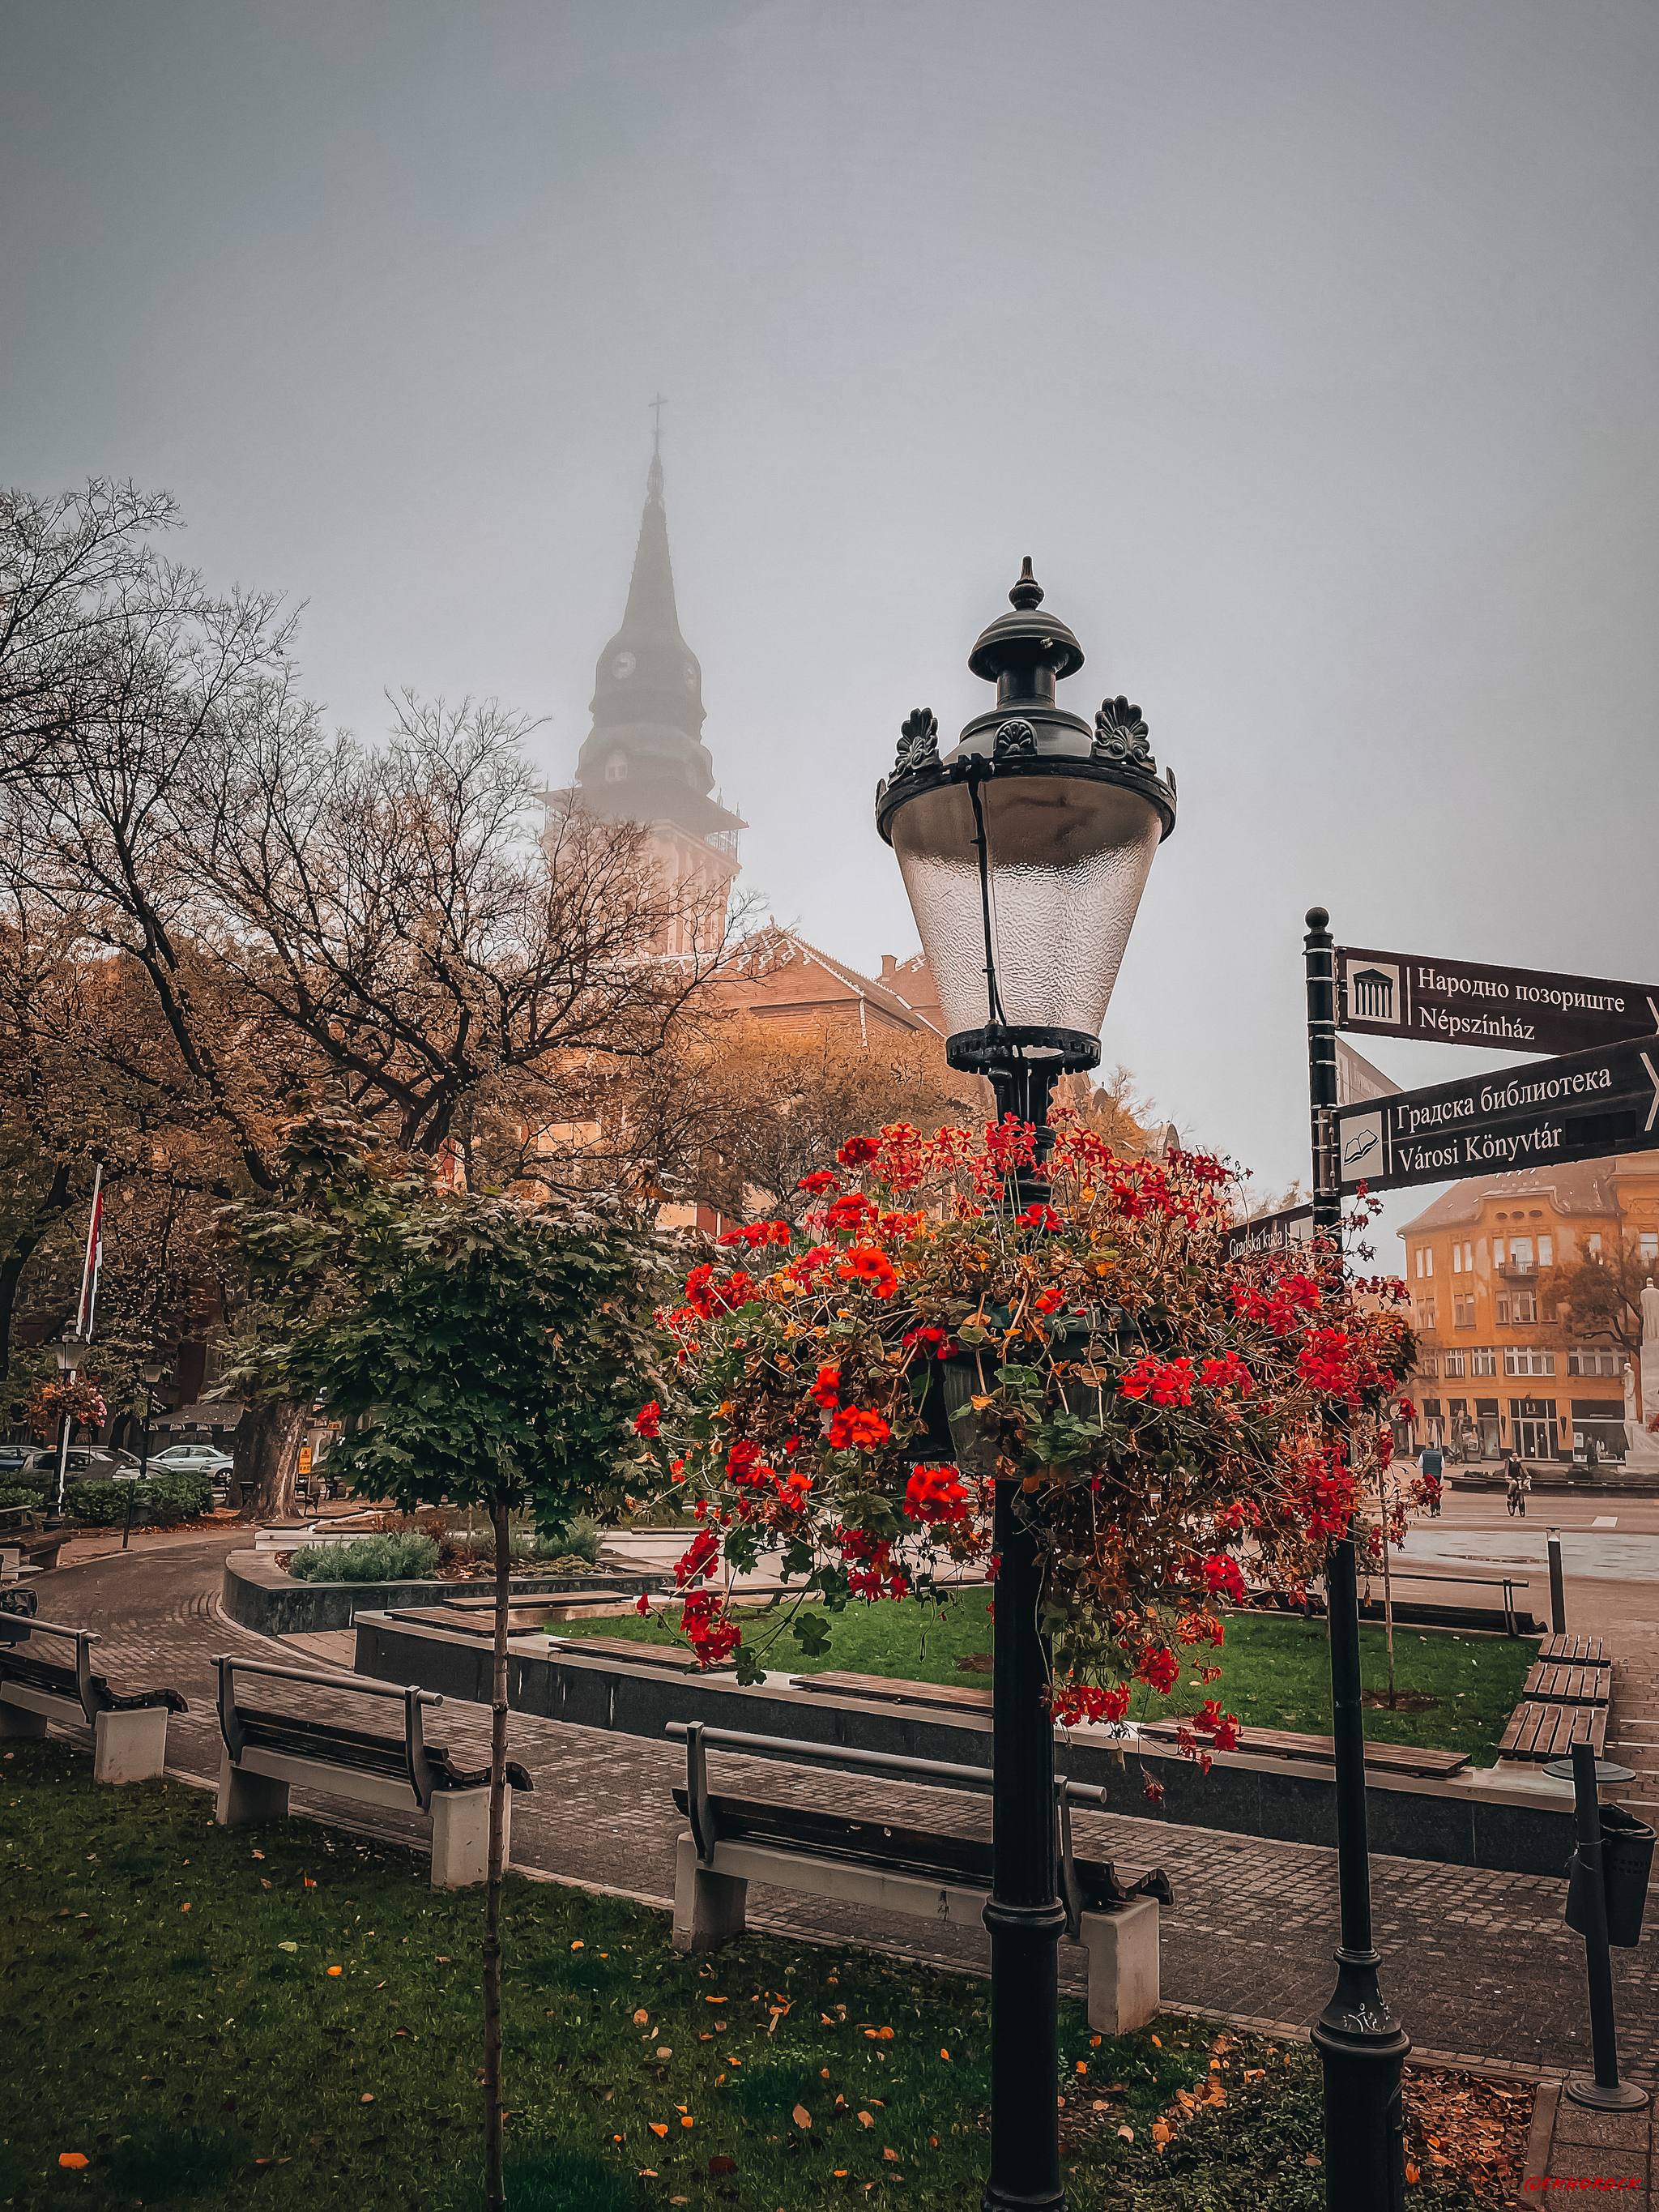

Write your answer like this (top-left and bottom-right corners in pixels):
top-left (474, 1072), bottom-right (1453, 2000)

top-left (1337, 946), bottom-right (1659, 1060)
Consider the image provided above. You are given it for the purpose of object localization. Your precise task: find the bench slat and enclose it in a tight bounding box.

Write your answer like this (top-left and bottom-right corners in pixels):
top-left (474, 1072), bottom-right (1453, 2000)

top-left (1497, 1699), bottom-right (1608, 1764)
top-left (793, 1671), bottom-right (994, 1712)
top-left (1137, 1719), bottom-right (1467, 1778)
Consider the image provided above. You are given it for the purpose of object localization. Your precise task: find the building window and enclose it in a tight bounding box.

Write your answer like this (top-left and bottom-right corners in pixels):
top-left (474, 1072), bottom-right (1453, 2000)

top-left (1418, 1355), bottom-right (1439, 1378)
top-left (1443, 1350), bottom-right (1465, 1378)
top-left (1569, 1348), bottom-right (1626, 1378)
top-left (1494, 1238), bottom-right (1504, 1266)
top-left (1472, 1347), bottom-right (1497, 1376)
top-left (1510, 1236), bottom-right (1534, 1270)
top-left (1415, 1249), bottom-right (1423, 1279)
top-left (1644, 1232), bottom-right (1659, 1264)
top-left (1495, 1294), bottom-right (1508, 1325)
top-left (1463, 1241), bottom-right (1473, 1273)
top-left (1424, 1246), bottom-right (1433, 1277)
top-left (1539, 1234), bottom-right (1554, 1267)
top-left (604, 754), bottom-right (629, 783)
top-left (1590, 1233), bottom-right (1603, 1258)
top-left (1416, 1300), bottom-right (1437, 1330)
top-left (1503, 1347), bottom-right (1556, 1377)
top-left (1453, 1293), bottom-right (1476, 1328)
top-left (1504, 1290), bottom-right (1537, 1324)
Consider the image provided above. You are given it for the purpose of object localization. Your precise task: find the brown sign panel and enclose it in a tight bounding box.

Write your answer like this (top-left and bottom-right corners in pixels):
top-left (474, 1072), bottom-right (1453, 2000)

top-left (1336, 1036), bottom-right (1659, 1194)
top-left (1337, 946), bottom-right (1659, 1059)
top-left (1224, 1204), bottom-right (1314, 1262)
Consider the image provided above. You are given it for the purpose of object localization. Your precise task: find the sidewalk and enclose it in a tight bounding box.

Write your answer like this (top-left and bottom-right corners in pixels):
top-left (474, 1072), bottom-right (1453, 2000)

top-left (1527, 2082), bottom-right (1656, 2198)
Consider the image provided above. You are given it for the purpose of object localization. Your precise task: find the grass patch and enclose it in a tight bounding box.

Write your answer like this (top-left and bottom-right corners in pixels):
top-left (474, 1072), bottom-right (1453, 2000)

top-left (0, 1740), bottom-right (1208, 2210)
top-left (554, 1595), bottom-right (1533, 1766)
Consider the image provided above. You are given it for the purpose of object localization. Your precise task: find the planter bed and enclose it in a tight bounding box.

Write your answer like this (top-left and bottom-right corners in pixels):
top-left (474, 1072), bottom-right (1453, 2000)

top-left (221, 1547), bottom-right (674, 1639)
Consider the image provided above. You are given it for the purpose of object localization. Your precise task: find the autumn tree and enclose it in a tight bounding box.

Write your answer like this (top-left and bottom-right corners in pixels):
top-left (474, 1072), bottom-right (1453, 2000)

top-left (1548, 1235), bottom-right (1655, 1364)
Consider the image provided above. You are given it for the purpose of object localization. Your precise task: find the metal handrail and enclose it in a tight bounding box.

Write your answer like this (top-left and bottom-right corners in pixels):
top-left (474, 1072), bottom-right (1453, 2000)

top-left (1355, 1568), bottom-right (1530, 1636)
top-left (211, 1655), bottom-right (441, 1702)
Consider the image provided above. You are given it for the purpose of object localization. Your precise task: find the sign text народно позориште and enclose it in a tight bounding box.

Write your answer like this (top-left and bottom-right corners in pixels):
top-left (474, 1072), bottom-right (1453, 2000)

top-left (1335, 1036), bottom-right (1659, 1194)
top-left (1337, 946), bottom-right (1659, 1059)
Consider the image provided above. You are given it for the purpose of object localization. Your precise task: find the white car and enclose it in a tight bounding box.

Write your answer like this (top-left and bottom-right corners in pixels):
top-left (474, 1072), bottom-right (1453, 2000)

top-left (147, 1443), bottom-right (237, 1475)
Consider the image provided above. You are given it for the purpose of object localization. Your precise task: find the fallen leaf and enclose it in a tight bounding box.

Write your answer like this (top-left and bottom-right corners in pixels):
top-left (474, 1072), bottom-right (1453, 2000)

top-left (633, 2009), bottom-right (649, 2026)
top-left (259, 1879), bottom-right (272, 1891)
top-left (1090, 2035), bottom-right (1101, 2048)
top-left (821, 2013), bottom-right (837, 2025)
top-left (657, 2047), bottom-right (672, 2059)
top-left (1152, 2121), bottom-right (1172, 2150)
top-left (252, 1851), bottom-right (265, 1860)
top-left (1076, 2061), bottom-right (1087, 2076)
top-left (649, 2123), bottom-right (668, 2139)
top-left (638, 2171), bottom-right (658, 2180)
top-left (58, 2154), bottom-right (89, 2170)
top-left (858, 2111), bottom-right (874, 2128)
top-left (1406, 2163), bottom-right (1421, 2185)
top-left (1117, 2125), bottom-right (1134, 2143)
top-left (437, 1956), bottom-right (450, 1964)
top-left (277, 1941), bottom-right (297, 1954)
top-left (360, 2094), bottom-right (373, 2105)
top-left (180, 1902), bottom-right (191, 1913)
top-left (940, 2048), bottom-right (950, 2061)
top-left (792, 2105), bottom-right (812, 2129)
top-left (327, 1966), bottom-right (343, 1978)
top-left (705, 1996), bottom-right (727, 2005)
top-left (571, 1940), bottom-right (584, 1950)
top-left (1149, 2035), bottom-right (1161, 2048)
top-left (882, 2147), bottom-right (900, 2163)
top-left (303, 1877), bottom-right (316, 1889)
top-left (1305, 2154), bottom-right (1322, 2167)
top-left (680, 2115), bottom-right (694, 2129)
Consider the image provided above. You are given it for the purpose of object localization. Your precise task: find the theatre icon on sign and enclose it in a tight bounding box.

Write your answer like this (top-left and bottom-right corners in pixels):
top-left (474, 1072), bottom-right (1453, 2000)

top-left (1348, 962), bottom-right (1400, 1024)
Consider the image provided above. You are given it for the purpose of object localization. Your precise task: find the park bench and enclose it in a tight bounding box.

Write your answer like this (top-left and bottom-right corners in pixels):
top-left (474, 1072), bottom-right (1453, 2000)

top-left (0, 1614), bottom-right (186, 1781)
top-left (1521, 1661), bottom-right (1610, 1706)
top-left (1497, 1700), bottom-right (1608, 1765)
top-left (213, 1655), bottom-right (532, 1888)
top-left (666, 1721), bottom-right (1172, 2035)
top-left (1539, 1634), bottom-right (1609, 1668)
top-left (1137, 1716), bottom-right (1469, 1779)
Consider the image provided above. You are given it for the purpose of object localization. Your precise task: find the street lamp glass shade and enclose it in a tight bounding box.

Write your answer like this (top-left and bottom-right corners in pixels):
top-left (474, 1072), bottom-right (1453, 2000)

top-left (54, 1334), bottom-right (85, 1375)
top-left (141, 1364), bottom-right (165, 1386)
top-left (889, 770), bottom-right (1163, 1053)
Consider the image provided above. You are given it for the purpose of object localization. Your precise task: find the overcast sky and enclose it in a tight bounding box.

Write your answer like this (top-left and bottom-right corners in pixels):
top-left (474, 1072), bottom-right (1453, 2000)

top-left (6, 1), bottom-right (1657, 1243)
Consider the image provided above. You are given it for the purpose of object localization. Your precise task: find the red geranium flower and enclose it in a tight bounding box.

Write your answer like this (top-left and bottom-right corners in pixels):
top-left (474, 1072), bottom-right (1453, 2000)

top-left (633, 1401), bottom-right (662, 1439)
top-left (827, 1407), bottom-right (890, 1452)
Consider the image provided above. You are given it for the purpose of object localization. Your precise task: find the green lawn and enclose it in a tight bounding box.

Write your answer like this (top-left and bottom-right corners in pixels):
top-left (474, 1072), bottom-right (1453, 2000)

top-left (0, 1742), bottom-right (1486, 2211)
top-left (560, 1595), bottom-right (1533, 1767)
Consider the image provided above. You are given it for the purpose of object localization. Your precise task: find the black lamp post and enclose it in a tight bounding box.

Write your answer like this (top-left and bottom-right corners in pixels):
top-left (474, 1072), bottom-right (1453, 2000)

top-left (1304, 907), bottom-right (1410, 2207)
top-left (876, 562), bottom-right (1176, 2212)
top-left (126, 1361), bottom-right (166, 1552)
top-left (49, 1330), bottom-right (87, 1525)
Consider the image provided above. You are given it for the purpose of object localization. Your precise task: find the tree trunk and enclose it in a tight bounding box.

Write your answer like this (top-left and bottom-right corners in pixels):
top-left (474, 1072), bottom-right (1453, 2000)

top-left (233, 1398), bottom-right (309, 1521)
top-left (484, 1492), bottom-right (510, 2210)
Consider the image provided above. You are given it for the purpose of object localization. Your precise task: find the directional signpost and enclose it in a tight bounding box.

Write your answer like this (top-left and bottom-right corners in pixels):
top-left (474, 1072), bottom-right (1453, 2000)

top-left (1337, 1034), bottom-right (1659, 1194)
top-left (1338, 946), bottom-right (1659, 1060)
top-left (1223, 1202), bottom-right (1314, 1262)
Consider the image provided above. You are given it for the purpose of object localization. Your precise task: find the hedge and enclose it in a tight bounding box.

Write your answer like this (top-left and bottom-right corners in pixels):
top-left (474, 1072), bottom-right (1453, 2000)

top-left (288, 1531), bottom-right (440, 1582)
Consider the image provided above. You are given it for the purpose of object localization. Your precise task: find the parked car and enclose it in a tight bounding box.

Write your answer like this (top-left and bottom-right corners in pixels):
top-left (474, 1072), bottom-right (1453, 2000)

top-left (0, 1445), bottom-right (143, 1480)
top-left (147, 1442), bottom-right (237, 1475)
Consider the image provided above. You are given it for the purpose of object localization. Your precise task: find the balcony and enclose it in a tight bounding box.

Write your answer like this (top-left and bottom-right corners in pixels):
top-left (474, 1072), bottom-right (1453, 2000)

top-left (1497, 1259), bottom-right (1537, 1281)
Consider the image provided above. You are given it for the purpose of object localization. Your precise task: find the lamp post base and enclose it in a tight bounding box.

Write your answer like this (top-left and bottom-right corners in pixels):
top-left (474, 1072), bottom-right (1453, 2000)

top-left (1565, 2075), bottom-right (1649, 2112)
top-left (1311, 1949), bottom-right (1410, 2212)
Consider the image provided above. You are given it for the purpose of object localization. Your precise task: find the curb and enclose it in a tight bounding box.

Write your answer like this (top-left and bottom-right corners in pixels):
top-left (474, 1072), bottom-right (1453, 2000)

top-left (1522, 2077), bottom-right (1560, 2194)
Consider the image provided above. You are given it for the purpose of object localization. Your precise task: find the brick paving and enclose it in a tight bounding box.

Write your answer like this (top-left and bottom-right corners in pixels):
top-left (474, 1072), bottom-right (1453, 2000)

top-left (20, 1528), bottom-right (1659, 2093)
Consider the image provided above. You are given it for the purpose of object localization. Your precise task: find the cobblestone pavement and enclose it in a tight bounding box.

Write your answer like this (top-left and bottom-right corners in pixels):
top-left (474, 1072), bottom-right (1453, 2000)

top-left (23, 1531), bottom-right (1659, 2088)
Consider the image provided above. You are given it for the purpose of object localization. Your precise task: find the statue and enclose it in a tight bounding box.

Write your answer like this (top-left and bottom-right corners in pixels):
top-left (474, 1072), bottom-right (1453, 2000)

top-left (1644, 1276), bottom-right (1659, 1428)
top-left (1626, 1353), bottom-right (1659, 1471)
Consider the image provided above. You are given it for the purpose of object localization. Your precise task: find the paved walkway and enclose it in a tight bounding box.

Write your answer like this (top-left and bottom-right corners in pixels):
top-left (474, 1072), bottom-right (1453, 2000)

top-left (22, 1528), bottom-right (1659, 2091)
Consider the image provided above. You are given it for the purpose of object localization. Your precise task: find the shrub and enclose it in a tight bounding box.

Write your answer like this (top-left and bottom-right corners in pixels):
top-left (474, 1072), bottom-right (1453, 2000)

top-left (467, 1514), bottom-right (604, 1566)
top-left (145, 1472), bottom-right (212, 1523)
top-left (0, 1483), bottom-right (46, 1512)
top-left (287, 1531), bottom-right (440, 1583)
top-left (63, 1481), bottom-right (130, 1527)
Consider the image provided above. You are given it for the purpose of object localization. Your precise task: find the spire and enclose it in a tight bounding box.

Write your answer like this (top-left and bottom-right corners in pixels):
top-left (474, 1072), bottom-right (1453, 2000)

top-left (619, 432), bottom-right (683, 644)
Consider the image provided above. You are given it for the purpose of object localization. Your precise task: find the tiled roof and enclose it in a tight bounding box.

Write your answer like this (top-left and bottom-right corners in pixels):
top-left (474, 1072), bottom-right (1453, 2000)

top-left (1395, 1153), bottom-right (1659, 1236)
top-left (719, 925), bottom-right (945, 1036)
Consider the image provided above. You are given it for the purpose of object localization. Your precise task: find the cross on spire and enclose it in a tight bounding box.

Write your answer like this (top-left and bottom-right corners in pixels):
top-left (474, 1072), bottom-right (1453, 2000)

top-left (649, 392), bottom-right (667, 454)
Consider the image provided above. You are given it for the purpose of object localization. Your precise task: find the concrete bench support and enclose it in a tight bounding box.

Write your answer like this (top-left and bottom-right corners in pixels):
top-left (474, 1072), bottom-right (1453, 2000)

top-left (1077, 1893), bottom-right (1159, 2033)
top-left (672, 1833), bottom-right (749, 1954)
top-left (0, 1687), bottom-right (172, 1783)
top-left (215, 1745), bottom-right (505, 1888)
top-left (670, 1829), bottom-right (1159, 2033)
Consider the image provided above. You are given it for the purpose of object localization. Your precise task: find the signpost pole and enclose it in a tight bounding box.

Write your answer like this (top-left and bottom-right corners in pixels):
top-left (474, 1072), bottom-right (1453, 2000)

top-left (1305, 908), bottom-right (1410, 2210)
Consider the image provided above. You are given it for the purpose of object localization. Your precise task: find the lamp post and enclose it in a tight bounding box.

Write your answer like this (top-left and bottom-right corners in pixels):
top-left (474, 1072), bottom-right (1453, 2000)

top-left (49, 1330), bottom-right (87, 1525)
top-left (876, 561), bottom-right (1176, 2212)
top-left (1303, 907), bottom-right (1410, 2207)
top-left (126, 1361), bottom-right (166, 1552)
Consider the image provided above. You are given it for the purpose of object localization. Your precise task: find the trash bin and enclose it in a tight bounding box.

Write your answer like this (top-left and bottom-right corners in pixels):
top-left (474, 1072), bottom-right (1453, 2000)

top-left (1567, 1805), bottom-right (1657, 1948)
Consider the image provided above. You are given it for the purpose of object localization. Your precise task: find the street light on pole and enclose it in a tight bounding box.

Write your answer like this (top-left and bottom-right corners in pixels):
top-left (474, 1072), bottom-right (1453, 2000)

top-left (876, 560), bottom-right (1176, 2212)
top-left (126, 1361), bottom-right (167, 1552)
top-left (49, 1330), bottom-right (87, 1526)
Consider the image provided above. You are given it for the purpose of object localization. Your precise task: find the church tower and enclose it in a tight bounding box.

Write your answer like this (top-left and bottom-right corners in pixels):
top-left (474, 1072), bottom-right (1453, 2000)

top-left (566, 431), bottom-right (744, 944)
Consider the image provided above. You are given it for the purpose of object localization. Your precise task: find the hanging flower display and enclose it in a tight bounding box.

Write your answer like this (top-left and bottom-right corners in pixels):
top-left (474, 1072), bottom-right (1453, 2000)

top-left (633, 1109), bottom-right (1413, 1752)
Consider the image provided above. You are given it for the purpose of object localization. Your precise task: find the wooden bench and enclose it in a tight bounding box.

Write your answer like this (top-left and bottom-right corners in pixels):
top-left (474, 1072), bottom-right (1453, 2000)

top-left (214, 1655), bottom-right (531, 1887)
top-left (1539, 1635), bottom-right (1609, 1668)
top-left (1522, 1663), bottom-right (1610, 1706)
top-left (667, 1722), bottom-right (1171, 2035)
top-left (791, 1670), bottom-right (995, 1714)
top-left (1498, 1701), bottom-right (1608, 1764)
top-left (0, 1614), bottom-right (186, 1781)
top-left (1136, 1717), bottom-right (1469, 1779)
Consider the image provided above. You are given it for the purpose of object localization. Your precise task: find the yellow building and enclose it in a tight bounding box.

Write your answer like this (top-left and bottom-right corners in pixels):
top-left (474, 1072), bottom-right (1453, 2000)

top-left (1397, 1151), bottom-right (1659, 1467)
